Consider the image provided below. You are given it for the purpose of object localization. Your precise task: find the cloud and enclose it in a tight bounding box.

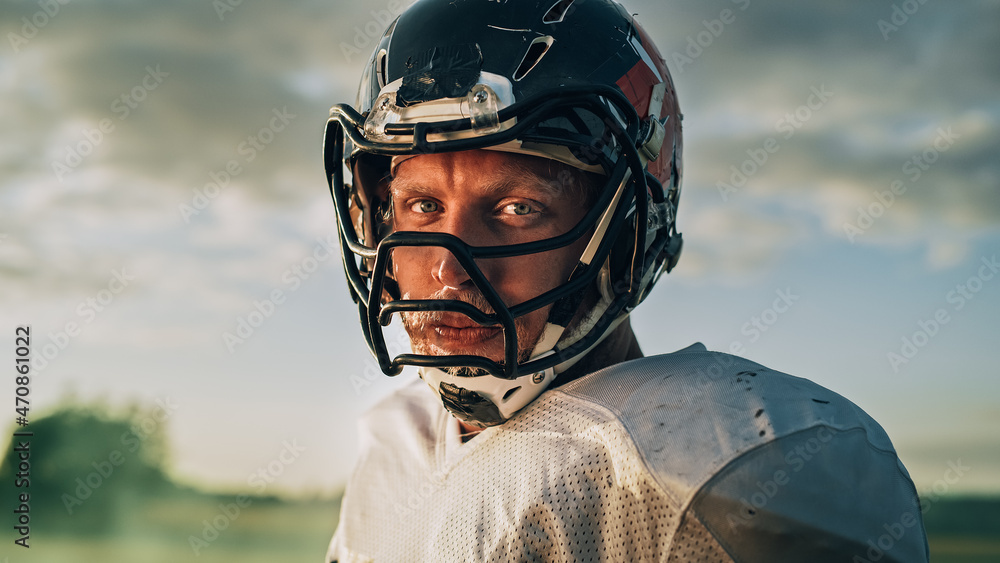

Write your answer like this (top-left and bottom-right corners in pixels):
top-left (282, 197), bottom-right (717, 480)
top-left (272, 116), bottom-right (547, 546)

top-left (2, 0), bottom-right (998, 342)
top-left (673, 201), bottom-right (809, 282)
top-left (1, 0), bottom-right (385, 346)
top-left (634, 0), bottom-right (1000, 272)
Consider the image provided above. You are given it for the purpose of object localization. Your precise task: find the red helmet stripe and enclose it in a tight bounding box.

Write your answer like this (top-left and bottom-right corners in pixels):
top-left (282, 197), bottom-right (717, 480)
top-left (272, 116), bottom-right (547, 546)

top-left (615, 59), bottom-right (659, 120)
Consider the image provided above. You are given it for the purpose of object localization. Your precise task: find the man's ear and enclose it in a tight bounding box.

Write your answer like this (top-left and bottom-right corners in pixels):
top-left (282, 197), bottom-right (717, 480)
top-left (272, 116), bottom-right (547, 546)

top-left (380, 250), bottom-right (400, 303)
top-left (377, 188), bottom-right (394, 232)
top-left (352, 154), bottom-right (393, 246)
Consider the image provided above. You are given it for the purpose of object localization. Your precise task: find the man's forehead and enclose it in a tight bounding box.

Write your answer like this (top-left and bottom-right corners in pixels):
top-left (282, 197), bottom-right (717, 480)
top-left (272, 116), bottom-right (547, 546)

top-left (390, 151), bottom-right (567, 198)
top-left (393, 149), bottom-right (543, 175)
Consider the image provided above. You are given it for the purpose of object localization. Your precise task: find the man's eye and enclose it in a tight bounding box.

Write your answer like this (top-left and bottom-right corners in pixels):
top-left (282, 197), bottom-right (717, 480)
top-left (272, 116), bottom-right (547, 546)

top-left (502, 202), bottom-right (535, 216)
top-left (410, 200), bottom-right (439, 213)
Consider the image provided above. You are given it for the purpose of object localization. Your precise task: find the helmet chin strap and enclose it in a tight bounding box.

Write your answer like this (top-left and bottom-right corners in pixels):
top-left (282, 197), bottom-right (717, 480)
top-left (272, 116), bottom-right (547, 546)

top-left (523, 167), bottom-right (632, 376)
top-left (530, 283), bottom-right (627, 376)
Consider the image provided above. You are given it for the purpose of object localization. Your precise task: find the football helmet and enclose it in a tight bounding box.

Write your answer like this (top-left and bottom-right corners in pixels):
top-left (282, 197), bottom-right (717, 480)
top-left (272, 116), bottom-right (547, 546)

top-left (323, 0), bottom-right (683, 427)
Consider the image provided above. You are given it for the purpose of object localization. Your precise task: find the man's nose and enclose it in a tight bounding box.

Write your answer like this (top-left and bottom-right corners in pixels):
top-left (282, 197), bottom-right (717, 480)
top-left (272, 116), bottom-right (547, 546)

top-left (431, 247), bottom-right (473, 291)
top-left (430, 210), bottom-right (491, 291)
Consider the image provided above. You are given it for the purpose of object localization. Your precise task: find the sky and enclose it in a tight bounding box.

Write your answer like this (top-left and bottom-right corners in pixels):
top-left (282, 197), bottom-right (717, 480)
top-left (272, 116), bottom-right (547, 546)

top-left (1, 0), bottom-right (998, 500)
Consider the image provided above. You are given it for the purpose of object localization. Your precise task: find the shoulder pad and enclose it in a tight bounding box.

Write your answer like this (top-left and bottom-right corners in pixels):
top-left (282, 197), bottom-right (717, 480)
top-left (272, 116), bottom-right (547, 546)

top-left (559, 347), bottom-right (898, 506)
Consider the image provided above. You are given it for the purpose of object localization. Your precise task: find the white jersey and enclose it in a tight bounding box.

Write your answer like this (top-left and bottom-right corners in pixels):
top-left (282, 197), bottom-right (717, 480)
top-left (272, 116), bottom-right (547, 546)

top-left (327, 344), bottom-right (928, 562)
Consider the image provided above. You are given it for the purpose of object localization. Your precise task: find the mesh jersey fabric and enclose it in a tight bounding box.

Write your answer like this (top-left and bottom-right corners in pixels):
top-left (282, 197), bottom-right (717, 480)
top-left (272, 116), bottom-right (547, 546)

top-left (327, 344), bottom-right (928, 563)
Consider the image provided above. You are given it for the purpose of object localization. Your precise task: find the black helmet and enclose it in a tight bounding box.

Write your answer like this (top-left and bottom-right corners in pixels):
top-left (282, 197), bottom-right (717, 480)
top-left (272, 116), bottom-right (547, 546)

top-left (323, 0), bottom-right (683, 426)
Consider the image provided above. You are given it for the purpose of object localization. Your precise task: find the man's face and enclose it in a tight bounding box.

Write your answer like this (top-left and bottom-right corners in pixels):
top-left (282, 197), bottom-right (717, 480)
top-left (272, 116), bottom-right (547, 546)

top-left (388, 150), bottom-right (592, 366)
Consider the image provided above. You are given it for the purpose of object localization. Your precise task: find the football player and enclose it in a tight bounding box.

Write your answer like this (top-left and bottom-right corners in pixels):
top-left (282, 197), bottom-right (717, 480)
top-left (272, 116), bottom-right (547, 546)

top-left (322, 0), bottom-right (929, 560)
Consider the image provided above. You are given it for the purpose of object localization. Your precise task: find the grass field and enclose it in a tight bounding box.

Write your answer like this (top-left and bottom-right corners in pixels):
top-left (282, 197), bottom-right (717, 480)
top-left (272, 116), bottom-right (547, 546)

top-left (2, 495), bottom-right (997, 562)
top-left (930, 537), bottom-right (1000, 563)
top-left (1, 495), bottom-right (340, 563)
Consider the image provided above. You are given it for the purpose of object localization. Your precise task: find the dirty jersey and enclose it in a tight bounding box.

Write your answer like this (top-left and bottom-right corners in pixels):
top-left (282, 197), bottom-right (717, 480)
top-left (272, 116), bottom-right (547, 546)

top-left (327, 344), bottom-right (928, 562)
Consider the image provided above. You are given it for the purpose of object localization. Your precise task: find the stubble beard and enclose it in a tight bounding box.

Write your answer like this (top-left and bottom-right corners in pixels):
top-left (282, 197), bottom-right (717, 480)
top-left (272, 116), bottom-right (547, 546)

top-left (399, 288), bottom-right (542, 377)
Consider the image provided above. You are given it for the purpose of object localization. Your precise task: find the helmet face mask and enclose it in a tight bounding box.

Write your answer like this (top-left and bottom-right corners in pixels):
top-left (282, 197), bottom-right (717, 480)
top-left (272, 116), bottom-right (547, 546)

top-left (323, 0), bottom-right (683, 426)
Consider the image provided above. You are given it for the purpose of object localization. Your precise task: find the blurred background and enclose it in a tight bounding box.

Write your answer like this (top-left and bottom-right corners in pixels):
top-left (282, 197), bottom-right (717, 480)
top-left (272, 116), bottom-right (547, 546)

top-left (1, 0), bottom-right (998, 561)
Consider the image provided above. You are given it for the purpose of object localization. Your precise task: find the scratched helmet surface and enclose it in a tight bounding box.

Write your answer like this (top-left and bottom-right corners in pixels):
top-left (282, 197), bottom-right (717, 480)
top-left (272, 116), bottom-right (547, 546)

top-left (323, 0), bottom-right (683, 427)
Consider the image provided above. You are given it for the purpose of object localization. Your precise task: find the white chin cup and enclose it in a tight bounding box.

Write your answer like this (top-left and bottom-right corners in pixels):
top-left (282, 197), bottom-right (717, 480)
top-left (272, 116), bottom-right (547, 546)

top-left (419, 311), bottom-right (629, 425)
top-left (418, 359), bottom-right (556, 425)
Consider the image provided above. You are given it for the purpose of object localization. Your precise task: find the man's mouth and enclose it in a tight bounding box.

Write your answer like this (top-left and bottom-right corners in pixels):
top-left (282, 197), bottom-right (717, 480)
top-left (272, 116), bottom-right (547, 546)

top-left (431, 324), bottom-right (502, 344)
top-left (429, 314), bottom-right (502, 346)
